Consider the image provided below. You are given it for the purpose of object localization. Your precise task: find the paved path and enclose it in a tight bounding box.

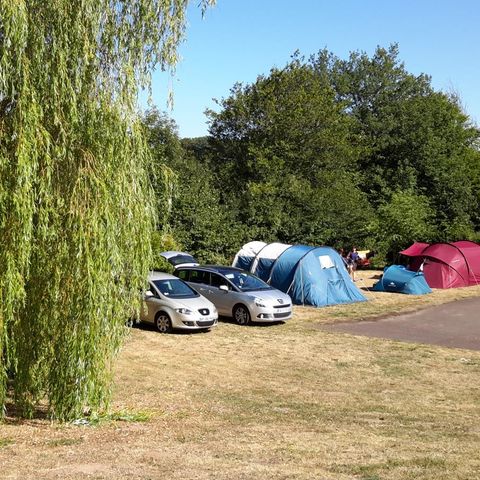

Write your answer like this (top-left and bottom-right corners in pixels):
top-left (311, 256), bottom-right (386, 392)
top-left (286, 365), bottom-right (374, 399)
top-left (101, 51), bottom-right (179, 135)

top-left (323, 297), bottom-right (480, 351)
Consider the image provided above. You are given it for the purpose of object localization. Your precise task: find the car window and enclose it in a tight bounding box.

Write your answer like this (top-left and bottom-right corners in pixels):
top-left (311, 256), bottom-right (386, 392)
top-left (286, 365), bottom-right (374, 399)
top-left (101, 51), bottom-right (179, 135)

top-left (177, 270), bottom-right (189, 281)
top-left (210, 273), bottom-right (230, 289)
top-left (145, 282), bottom-right (157, 296)
top-left (222, 270), bottom-right (272, 292)
top-left (152, 279), bottom-right (199, 299)
top-left (169, 254), bottom-right (198, 266)
top-left (188, 269), bottom-right (210, 285)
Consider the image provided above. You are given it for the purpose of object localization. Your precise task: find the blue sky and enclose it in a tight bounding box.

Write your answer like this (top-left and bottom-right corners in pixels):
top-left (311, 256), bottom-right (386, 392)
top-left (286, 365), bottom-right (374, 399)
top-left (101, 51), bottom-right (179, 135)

top-left (146, 0), bottom-right (480, 138)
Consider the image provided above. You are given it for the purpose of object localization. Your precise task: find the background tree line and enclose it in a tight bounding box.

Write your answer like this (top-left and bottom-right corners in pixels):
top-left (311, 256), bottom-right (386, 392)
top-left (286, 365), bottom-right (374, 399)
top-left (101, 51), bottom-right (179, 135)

top-left (145, 44), bottom-right (480, 264)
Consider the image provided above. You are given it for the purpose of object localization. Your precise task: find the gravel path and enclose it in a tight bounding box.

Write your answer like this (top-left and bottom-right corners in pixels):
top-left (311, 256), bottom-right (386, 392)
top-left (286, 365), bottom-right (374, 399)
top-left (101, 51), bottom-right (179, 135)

top-left (323, 297), bottom-right (480, 351)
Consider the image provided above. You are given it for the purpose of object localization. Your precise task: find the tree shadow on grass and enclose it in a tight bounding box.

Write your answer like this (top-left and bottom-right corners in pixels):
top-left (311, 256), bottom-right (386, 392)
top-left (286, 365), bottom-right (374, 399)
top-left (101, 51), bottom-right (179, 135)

top-left (2, 381), bottom-right (50, 423)
top-left (218, 315), bottom-right (285, 328)
top-left (360, 286), bottom-right (376, 292)
top-left (130, 320), bottom-right (214, 335)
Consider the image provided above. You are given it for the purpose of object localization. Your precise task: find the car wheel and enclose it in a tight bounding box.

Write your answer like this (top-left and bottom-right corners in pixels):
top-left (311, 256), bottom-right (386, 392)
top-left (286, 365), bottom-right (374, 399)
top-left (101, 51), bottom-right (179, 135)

top-left (155, 312), bottom-right (173, 333)
top-left (233, 304), bottom-right (251, 326)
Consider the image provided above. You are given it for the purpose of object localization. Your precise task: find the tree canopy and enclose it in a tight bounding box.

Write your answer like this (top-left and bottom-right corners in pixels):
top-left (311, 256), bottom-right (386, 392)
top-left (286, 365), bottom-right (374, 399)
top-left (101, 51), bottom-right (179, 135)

top-left (314, 45), bottom-right (480, 243)
top-left (143, 45), bottom-right (479, 266)
top-left (143, 108), bottom-right (242, 264)
top-left (188, 45), bottom-right (479, 260)
top-left (207, 59), bottom-right (373, 247)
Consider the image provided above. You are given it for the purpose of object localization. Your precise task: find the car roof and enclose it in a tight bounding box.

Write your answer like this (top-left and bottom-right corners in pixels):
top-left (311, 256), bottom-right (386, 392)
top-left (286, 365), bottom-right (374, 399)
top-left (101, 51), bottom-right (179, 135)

top-left (160, 251), bottom-right (196, 259)
top-left (149, 271), bottom-right (181, 281)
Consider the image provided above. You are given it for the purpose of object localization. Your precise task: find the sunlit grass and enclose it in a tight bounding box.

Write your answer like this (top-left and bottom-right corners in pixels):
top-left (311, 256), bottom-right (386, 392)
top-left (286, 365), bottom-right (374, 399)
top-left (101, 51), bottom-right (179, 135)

top-left (1, 277), bottom-right (479, 479)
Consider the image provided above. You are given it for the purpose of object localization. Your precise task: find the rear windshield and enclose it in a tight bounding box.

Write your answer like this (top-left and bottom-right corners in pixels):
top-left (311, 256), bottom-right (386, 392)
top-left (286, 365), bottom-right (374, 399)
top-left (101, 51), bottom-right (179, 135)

top-left (219, 269), bottom-right (272, 292)
top-left (152, 279), bottom-right (199, 298)
top-left (169, 255), bottom-right (197, 266)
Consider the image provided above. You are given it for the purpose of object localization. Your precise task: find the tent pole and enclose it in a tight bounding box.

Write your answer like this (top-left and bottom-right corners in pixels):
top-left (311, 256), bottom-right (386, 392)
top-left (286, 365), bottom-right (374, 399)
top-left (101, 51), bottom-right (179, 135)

top-left (356, 273), bottom-right (377, 301)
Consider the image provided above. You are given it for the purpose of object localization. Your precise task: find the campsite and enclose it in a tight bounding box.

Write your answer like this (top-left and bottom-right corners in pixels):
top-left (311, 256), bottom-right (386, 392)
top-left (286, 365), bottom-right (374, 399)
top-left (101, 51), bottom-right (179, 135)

top-left (1, 271), bottom-right (480, 479)
top-left (2, 2), bottom-right (480, 480)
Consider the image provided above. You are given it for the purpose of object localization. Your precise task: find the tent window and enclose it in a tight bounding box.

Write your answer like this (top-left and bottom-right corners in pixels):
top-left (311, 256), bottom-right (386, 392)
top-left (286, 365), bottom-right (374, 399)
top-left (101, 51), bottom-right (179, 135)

top-left (319, 255), bottom-right (334, 269)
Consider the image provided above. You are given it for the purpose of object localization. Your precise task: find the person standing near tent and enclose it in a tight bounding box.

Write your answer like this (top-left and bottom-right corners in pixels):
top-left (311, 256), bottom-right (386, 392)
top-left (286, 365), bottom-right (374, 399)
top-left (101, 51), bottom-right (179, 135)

top-left (347, 247), bottom-right (360, 281)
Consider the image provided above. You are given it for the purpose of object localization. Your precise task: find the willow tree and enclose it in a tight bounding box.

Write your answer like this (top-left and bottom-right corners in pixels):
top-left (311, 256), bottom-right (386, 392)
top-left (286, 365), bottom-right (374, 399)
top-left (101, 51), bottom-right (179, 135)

top-left (0, 0), bottom-right (213, 420)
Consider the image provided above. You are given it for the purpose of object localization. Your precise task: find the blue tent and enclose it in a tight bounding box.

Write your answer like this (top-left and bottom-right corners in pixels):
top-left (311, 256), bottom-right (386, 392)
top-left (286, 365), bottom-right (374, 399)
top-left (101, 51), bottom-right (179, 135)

top-left (373, 265), bottom-right (432, 295)
top-left (233, 242), bottom-right (367, 307)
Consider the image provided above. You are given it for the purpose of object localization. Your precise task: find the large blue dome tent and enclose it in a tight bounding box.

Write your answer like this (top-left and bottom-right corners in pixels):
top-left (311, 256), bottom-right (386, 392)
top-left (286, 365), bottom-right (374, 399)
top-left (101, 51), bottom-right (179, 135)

top-left (373, 265), bottom-right (432, 295)
top-left (232, 242), bottom-right (367, 307)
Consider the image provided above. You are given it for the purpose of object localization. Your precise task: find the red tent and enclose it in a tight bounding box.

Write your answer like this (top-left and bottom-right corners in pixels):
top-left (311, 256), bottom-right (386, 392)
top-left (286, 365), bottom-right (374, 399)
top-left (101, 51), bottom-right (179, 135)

top-left (399, 242), bottom-right (430, 271)
top-left (400, 241), bottom-right (480, 289)
top-left (400, 242), bottom-right (430, 256)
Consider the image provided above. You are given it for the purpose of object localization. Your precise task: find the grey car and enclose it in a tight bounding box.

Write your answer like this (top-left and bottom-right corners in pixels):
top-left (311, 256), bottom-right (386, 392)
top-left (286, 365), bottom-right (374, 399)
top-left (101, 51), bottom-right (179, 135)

top-left (138, 272), bottom-right (218, 333)
top-left (174, 266), bottom-right (292, 325)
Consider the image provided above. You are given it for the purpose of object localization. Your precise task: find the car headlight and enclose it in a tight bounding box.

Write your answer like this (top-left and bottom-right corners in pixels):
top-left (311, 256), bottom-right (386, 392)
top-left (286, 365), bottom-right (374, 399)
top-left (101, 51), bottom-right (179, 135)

top-left (254, 297), bottom-right (266, 308)
top-left (175, 308), bottom-right (192, 315)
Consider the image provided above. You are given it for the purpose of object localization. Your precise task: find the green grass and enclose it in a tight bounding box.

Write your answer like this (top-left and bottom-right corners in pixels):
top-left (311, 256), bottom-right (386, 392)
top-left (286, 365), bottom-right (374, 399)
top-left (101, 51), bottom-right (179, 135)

top-left (0, 438), bottom-right (13, 448)
top-left (47, 438), bottom-right (83, 447)
top-left (88, 409), bottom-right (152, 425)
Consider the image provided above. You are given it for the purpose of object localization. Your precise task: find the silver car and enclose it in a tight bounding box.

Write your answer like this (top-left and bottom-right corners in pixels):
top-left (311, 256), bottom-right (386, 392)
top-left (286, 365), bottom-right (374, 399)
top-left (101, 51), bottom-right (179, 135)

top-left (138, 272), bottom-right (218, 333)
top-left (175, 266), bottom-right (292, 325)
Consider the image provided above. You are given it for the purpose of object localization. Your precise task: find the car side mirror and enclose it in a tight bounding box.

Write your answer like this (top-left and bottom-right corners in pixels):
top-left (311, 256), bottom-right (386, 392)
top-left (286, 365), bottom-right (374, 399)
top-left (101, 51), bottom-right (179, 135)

top-left (145, 290), bottom-right (155, 298)
top-left (219, 285), bottom-right (229, 293)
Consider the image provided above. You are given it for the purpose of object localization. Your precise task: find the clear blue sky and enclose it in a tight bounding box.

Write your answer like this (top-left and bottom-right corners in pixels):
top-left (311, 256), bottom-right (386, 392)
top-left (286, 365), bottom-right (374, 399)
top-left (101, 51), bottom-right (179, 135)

top-left (146, 0), bottom-right (480, 138)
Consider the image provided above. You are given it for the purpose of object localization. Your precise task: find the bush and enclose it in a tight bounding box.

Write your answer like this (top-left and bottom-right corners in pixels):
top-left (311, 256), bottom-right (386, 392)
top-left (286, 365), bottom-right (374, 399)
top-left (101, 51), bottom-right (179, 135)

top-left (151, 231), bottom-right (179, 273)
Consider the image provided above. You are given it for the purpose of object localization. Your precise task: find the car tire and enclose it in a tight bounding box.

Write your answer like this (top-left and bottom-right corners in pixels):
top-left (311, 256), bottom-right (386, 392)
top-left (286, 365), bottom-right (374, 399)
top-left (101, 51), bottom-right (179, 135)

top-left (233, 304), bottom-right (251, 326)
top-left (155, 312), bottom-right (173, 333)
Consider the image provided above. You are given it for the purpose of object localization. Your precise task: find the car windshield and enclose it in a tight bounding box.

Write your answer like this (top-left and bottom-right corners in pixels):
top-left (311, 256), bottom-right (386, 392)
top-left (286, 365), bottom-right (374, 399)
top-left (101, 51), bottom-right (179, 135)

top-left (220, 269), bottom-right (272, 292)
top-left (169, 254), bottom-right (197, 266)
top-left (152, 279), bottom-right (199, 298)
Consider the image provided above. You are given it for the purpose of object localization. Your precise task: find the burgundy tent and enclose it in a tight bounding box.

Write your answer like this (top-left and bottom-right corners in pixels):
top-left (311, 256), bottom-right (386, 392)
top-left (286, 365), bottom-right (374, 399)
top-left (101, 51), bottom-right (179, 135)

top-left (400, 241), bottom-right (480, 289)
top-left (399, 242), bottom-right (430, 271)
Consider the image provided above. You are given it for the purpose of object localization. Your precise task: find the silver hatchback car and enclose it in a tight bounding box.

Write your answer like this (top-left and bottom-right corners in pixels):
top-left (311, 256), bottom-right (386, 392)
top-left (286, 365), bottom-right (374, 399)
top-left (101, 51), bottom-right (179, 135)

top-left (175, 266), bottom-right (292, 325)
top-left (138, 272), bottom-right (218, 333)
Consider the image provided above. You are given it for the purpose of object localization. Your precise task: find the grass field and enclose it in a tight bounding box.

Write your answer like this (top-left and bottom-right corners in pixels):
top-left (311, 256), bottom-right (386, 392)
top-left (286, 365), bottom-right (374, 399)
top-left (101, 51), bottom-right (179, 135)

top-left (1, 271), bottom-right (480, 479)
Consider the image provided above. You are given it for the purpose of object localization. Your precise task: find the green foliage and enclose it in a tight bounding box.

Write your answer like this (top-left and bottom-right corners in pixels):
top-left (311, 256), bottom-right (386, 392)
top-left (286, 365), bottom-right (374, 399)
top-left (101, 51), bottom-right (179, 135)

top-left (143, 109), bottom-right (244, 265)
top-left (151, 231), bottom-right (177, 273)
top-left (0, 0), bottom-right (213, 421)
top-left (82, 409), bottom-right (151, 425)
top-left (374, 190), bottom-right (437, 261)
top-left (195, 45), bottom-right (479, 260)
top-left (169, 150), bottom-right (247, 264)
top-left (143, 108), bottom-right (181, 229)
top-left (0, 438), bottom-right (13, 448)
top-left (315, 44), bottom-right (480, 244)
top-left (207, 59), bottom-right (373, 248)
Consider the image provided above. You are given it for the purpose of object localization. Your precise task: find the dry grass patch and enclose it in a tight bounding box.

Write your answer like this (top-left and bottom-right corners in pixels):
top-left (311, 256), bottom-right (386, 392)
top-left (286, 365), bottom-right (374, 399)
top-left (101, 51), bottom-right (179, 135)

top-left (1, 278), bottom-right (480, 479)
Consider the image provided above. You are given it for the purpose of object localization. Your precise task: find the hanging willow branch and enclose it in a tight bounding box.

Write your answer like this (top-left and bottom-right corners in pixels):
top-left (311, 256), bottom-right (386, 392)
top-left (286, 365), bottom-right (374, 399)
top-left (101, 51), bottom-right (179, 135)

top-left (0, 0), bottom-right (214, 421)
